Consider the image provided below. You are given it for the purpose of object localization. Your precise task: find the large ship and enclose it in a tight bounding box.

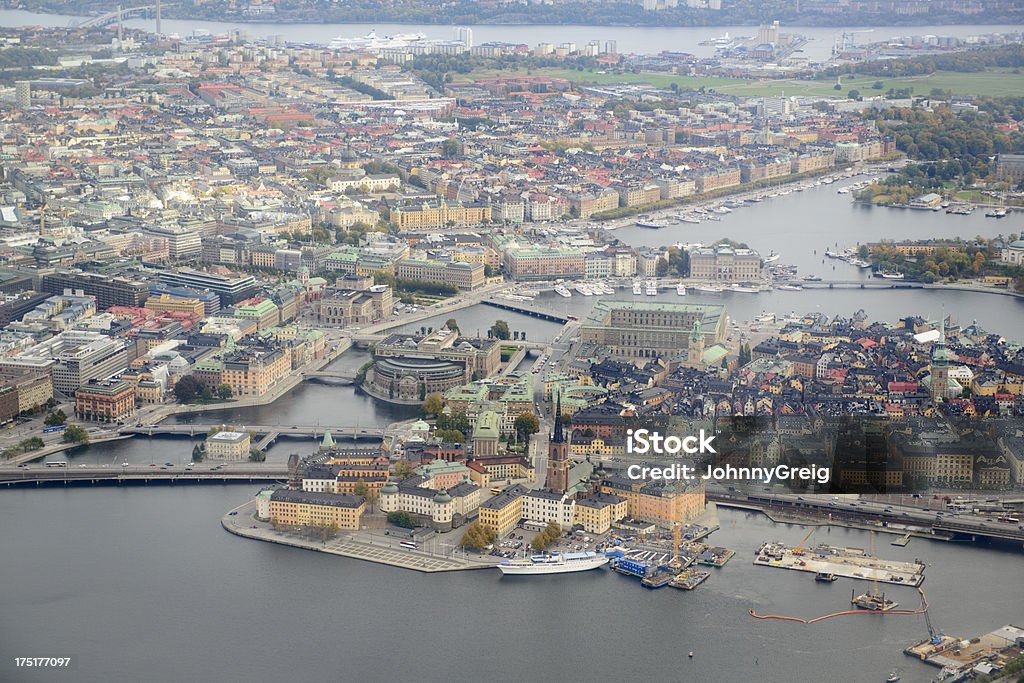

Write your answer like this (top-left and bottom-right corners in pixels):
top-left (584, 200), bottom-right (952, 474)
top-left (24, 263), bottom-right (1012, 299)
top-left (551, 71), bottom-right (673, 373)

top-left (497, 551), bottom-right (609, 575)
top-left (329, 30), bottom-right (429, 51)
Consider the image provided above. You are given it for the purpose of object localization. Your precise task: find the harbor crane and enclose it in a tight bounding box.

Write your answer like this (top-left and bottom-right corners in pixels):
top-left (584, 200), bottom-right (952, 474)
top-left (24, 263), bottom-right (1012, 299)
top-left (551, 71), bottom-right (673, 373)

top-left (792, 528), bottom-right (816, 556)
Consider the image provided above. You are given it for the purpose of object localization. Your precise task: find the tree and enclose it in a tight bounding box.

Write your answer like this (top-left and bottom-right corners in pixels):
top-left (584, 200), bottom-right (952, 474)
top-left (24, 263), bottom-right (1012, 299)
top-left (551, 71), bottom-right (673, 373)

top-left (422, 393), bottom-right (444, 417)
top-left (394, 459), bottom-right (415, 479)
top-left (44, 409), bottom-right (67, 426)
top-left (872, 81), bottom-right (884, 89)
top-left (191, 444), bottom-right (204, 463)
top-left (217, 383), bottom-right (233, 400)
top-left (514, 412), bottom-right (540, 440)
top-left (248, 449), bottom-right (266, 462)
top-left (174, 376), bottom-right (202, 403)
top-left (62, 425), bottom-right (89, 445)
top-left (531, 521), bottom-right (563, 550)
top-left (490, 320), bottom-right (511, 340)
top-left (445, 318), bottom-right (459, 333)
top-left (441, 138), bottom-right (462, 159)
top-left (435, 428), bottom-right (465, 443)
top-left (848, 89), bottom-right (861, 100)
top-left (387, 511), bottom-right (416, 529)
top-left (655, 259), bottom-right (670, 276)
top-left (459, 521), bottom-right (497, 550)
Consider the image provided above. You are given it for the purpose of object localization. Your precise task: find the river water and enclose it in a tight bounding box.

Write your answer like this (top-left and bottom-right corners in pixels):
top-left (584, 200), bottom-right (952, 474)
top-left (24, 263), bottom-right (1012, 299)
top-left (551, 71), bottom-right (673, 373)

top-left (1, 488), bottom-right (1021, 683)
top-left (2, 9), bottom-right (1022, 59)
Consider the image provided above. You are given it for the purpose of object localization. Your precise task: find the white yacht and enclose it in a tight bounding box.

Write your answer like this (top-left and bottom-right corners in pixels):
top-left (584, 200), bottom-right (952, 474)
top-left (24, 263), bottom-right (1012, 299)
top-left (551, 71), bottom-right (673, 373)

top-left (645, 281), bottom-right (658, 296)
top-left (676, 283), bottom-right (687, 296)
top-left (632, 281), bottom-right (643, 295)
top-left (554, 284), bottom-right (572, 298)
top-left (497, 551), bottom-right (610, 575)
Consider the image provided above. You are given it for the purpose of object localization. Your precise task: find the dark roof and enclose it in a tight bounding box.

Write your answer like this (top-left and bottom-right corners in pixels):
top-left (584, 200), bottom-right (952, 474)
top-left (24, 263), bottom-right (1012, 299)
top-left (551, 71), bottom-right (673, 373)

top-left (270, 489), bottom-right (364, 508)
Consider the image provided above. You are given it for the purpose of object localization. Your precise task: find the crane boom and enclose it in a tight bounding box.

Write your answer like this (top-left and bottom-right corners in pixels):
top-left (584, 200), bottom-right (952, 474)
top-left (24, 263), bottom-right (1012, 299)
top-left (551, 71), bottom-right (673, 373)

top-left (792, 527), bottom-right (816, 555)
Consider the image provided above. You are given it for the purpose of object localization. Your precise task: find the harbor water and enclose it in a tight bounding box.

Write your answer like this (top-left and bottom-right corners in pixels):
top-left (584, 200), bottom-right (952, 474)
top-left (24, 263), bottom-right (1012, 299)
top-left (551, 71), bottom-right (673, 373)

top-left (1, 488), bottom-right (1020, 683)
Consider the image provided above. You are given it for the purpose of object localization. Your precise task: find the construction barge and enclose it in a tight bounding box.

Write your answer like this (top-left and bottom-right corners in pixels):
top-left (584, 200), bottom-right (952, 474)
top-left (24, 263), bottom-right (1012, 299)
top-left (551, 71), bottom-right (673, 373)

top-left (754, 541), bottom-right (925, 586)
top-left (669, 569), bottom-right (711, 591)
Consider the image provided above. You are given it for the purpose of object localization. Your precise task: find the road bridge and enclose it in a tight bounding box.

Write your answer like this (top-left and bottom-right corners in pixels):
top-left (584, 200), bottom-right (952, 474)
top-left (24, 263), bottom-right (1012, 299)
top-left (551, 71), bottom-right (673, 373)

top-left (77, 4), bottom-right (160, 28)
top-left (794, 280), bottom-right (924, 289)
top-left (120, 424), bottom-right (386, 441)
top-left (481, 298), bottom-right (570, 323)
top-left (0, 464), bottom-right (288, 488)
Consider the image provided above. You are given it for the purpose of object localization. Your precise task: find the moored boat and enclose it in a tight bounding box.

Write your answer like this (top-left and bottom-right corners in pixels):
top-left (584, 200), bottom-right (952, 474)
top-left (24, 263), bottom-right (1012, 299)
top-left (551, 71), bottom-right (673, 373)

top-left (498, 551), bottom-right (610, 575)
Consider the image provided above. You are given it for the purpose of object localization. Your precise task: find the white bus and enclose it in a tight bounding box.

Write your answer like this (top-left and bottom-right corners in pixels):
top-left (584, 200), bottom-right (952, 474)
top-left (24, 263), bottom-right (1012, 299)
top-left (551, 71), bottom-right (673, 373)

top-left (399, 540), bottom-right (417, 550)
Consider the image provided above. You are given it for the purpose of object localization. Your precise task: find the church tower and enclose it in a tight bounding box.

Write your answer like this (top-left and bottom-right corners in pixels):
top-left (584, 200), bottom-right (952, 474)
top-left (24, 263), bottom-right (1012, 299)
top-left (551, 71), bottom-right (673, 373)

top-left (687, 318), bottom-right (705, 367)
top-left (545, 395), bottom-right (570, 493)
top-left (929, 316), bottom-right (956, 404)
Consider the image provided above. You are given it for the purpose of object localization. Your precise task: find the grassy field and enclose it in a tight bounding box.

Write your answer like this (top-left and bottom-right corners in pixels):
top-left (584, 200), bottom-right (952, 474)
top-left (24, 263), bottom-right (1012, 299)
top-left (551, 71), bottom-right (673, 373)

top-left (456, 68), bottom-right (1024, 99)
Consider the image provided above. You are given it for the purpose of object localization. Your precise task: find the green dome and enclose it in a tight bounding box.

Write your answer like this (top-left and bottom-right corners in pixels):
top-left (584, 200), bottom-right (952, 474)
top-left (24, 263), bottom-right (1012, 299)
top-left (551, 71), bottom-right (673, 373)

top-left (381, 482), bottom-right (399, 495)
top-left (433, 488), bottom-right (452, 504)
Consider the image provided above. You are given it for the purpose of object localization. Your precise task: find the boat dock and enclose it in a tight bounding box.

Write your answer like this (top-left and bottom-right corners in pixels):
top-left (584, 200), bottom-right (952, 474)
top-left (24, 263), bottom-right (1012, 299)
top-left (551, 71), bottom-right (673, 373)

top-left (754, 542), bottom-right (925, 586)
top-left (891, 534), bottom-right (911, 547)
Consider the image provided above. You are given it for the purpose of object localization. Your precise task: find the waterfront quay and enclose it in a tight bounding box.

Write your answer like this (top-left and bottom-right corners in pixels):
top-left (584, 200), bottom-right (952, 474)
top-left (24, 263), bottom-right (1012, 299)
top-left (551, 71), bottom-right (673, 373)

top-left (221, 500), bottom-right (497, 573)
top-left (753, 541), bottom-right (926, 586)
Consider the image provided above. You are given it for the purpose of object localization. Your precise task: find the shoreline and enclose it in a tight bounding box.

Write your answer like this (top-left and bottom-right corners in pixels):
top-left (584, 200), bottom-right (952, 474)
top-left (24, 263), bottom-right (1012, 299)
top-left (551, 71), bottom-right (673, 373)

top-left (220, 500), bottom-right (497, 573)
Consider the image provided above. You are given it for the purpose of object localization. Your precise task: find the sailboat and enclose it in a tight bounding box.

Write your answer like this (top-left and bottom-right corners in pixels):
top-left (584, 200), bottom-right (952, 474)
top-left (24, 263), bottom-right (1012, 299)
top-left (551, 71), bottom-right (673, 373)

top-left (851, 531), bottom-right (898, 611)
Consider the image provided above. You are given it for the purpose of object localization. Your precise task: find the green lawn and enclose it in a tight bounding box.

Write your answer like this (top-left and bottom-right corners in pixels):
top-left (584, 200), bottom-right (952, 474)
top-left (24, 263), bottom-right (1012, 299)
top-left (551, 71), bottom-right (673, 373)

top-left (457, 67), bottom-right (1024, 99)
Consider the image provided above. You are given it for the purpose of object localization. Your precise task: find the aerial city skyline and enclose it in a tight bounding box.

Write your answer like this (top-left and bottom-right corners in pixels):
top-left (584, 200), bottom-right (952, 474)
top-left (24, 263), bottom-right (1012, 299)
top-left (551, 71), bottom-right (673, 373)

top-left (0, 3), bottom-right (1022, 682)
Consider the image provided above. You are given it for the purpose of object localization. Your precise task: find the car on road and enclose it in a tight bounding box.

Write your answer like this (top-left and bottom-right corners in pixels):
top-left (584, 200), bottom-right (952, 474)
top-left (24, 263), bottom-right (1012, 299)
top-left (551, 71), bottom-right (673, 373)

top-left (228, 511), bottom-right (238, 516)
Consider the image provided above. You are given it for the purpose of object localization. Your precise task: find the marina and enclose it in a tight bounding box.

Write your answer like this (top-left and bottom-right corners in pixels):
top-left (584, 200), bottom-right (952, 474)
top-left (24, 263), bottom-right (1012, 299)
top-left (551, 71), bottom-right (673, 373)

top-left (753, 541), bottom-right (926, 586)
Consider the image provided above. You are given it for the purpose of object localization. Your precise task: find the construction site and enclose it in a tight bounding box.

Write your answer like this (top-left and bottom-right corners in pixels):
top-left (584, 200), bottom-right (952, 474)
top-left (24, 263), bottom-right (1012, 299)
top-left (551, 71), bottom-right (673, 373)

top-left (752, 528), bottom-right (926, 586)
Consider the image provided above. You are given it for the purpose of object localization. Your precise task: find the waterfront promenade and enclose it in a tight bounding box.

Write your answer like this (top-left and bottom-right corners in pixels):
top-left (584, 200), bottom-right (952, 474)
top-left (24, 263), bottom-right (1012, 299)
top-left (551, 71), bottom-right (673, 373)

top-left (221, 500), bottom-right (499, 573)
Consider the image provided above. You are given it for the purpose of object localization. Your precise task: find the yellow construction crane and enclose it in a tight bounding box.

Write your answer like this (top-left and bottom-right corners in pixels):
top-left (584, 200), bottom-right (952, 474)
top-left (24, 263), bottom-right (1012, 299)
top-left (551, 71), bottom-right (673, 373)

top-left (670, 522), bottom-right (682, 568)
top-left (792, 527), bottom-right (816, 555)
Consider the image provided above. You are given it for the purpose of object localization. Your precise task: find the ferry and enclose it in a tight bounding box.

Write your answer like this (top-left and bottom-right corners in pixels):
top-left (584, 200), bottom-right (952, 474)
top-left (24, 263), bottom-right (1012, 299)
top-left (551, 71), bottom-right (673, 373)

top-left (814, 571), bottom-right (837, 582)
top-left (636, 219), bottom-right (669, 229)
top-left (802, 275), bottom-right (822, 282)
top-left (880, 272), bottom-right (905, 280)
top-left (632, 281), bottom-right (643, 295)
top-left (498, 551), bottom-right (610, 575)
top-left (777, 284), bottom-right (803, 291)
top-left (985, 208), bottom-right (1007, 218)
top-left (729, 284), bottom-right (760, 293)
top-left (554, 284), bottom-right (572, 298)
top-left (611, 557), bottom-right (650, 579)
top-left (762, 251), bottom-right (781, 264)
top-left (329, 30), bottom-right (428, 51)
top-left (645, 281), bottom-right (658, 296)
top-left (574, 283), bottom-right (594, 296)
top-left (692, 285), bottom-right (724, 295)
top-left (676, 283), bottom-right (687, 296)
top-left (754, 312), bottom-right (775, 323)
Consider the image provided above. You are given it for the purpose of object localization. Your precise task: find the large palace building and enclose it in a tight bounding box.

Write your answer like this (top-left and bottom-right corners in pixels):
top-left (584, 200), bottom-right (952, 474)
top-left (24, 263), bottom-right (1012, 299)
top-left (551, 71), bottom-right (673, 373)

top-left (580, 301), bottom-right (727, 361)
top-left (365, 329), bottom-right (500, 404)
